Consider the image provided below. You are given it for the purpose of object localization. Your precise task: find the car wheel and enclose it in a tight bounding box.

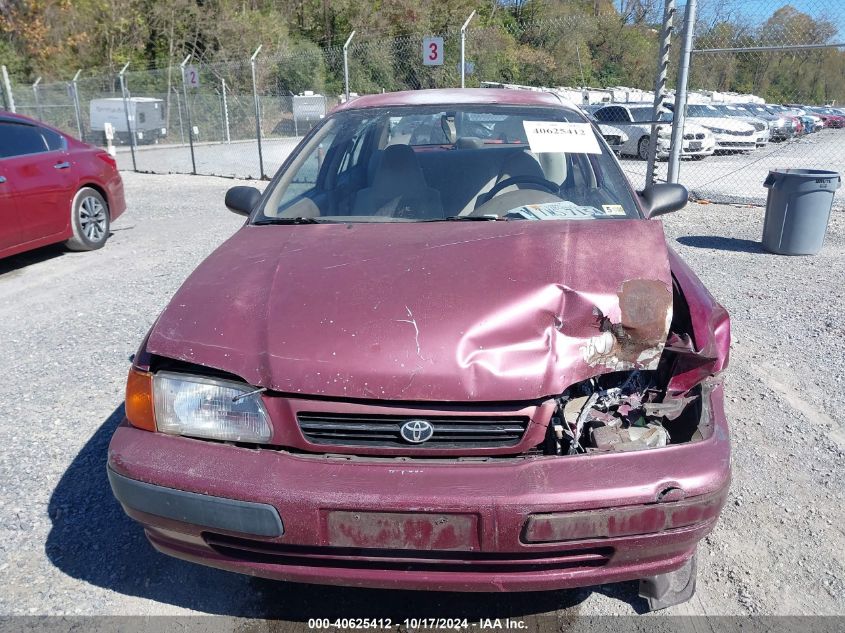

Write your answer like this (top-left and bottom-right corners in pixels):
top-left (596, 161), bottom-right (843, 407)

top-left (637, 136), bottom-right (650, 160)
top-left (65, 187), bottom-right (111, 251)
top-left (639, 552), bottom-right (697, 611)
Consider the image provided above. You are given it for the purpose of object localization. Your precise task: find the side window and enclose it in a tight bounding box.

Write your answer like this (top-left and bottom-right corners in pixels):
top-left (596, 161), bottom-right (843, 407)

top-left (594, 108), bottom-right (611, 123)
top-left (0, 122), bottom-right (49, 158)
top-left (41, 128), bottom-right (66, 151)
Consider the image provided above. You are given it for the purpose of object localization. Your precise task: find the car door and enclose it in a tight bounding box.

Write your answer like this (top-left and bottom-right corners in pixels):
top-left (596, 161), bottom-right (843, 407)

top-left (0, 121), bottom-right (74, 245)
top-left (0, 162), bottom-right (21, 253)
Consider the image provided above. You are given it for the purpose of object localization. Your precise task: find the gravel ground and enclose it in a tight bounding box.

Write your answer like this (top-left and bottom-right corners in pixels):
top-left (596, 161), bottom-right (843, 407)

top-left (0, 172), bottom-right (843, 623)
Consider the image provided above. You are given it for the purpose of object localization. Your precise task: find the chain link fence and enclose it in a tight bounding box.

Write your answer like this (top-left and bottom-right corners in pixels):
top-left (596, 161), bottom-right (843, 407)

top-left (2, 5), bottom-right (843, 207)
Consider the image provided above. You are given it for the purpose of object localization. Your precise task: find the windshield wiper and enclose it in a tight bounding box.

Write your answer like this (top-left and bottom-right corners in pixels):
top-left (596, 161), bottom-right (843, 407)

top-left (252, 217), bottom-right (329, 225)
top-left (423, 215), bottom-right (505, 222)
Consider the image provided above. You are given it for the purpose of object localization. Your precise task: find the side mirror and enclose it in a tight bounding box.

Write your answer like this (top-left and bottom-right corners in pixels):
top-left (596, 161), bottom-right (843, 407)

top-left (638, 183), bottom-right (689, 219)
top-left (225, 186), bottom-right (261, 216)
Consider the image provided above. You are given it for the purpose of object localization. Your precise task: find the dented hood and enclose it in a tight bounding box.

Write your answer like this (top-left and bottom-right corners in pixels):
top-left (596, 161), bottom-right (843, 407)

top-left (147, 220), bottom-right (674, 401)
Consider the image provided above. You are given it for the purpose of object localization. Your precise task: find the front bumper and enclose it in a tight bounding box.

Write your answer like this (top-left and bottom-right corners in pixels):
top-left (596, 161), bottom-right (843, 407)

top-left (655, 138), bottom-right (715, 159)
top-left (107, 383), bottom-right (731, 592)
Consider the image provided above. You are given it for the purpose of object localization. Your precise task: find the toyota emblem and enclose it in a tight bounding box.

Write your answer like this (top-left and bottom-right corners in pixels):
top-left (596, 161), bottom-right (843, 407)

top-left (400, 419), bottom-right (434, 444)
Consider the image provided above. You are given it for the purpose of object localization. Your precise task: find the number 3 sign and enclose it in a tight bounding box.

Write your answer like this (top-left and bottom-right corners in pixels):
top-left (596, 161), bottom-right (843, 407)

top-left (422, 37), bottom-right (444, 66)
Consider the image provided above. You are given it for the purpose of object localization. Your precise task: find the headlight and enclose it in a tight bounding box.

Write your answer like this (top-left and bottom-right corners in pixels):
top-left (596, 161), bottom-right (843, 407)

top-left (153, 371), bottom-right (272, 442)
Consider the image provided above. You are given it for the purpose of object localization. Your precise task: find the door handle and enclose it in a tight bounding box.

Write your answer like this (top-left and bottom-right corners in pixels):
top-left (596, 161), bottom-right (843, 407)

top-left (54, 161), bottom-right (71, 169)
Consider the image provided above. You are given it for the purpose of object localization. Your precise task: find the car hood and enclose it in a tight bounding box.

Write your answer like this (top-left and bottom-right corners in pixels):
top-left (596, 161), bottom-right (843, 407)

top-left (146, 220), bottom-right (674, 402)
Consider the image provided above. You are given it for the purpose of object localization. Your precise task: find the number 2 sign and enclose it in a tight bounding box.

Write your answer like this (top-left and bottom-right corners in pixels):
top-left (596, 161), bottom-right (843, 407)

top-left (185, 66), bottom-right (200, 88)
top-left (422, 37), bottom-right (444, 66)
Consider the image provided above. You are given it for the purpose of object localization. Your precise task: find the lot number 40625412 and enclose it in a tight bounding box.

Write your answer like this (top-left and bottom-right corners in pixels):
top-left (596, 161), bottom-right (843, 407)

top-left (422, 37), bottom-right (444, 66)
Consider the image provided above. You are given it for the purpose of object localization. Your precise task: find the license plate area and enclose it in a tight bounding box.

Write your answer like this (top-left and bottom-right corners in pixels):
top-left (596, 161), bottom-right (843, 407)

top-left (325, 511), bottom-right (479, 551)
top-left (689, 141), bottom-right (702, 150)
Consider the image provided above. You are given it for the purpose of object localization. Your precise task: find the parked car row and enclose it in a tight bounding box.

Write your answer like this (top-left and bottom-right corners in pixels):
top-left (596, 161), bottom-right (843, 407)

top-left (583, 101), bottom-right (845, 161)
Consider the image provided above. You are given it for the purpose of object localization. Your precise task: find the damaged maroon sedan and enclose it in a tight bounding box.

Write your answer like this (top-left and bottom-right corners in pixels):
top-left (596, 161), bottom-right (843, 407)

top-left (108, 89), bottom-right (731, 610)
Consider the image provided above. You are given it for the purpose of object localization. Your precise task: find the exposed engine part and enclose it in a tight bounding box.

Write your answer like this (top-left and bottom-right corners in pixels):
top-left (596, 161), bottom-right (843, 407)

top-left (547, 368), bottom-right (701, 455)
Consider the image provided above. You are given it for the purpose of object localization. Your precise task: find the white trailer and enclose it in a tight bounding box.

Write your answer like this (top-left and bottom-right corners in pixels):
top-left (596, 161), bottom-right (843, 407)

top-left (89, 97), bottom-right (167, 145)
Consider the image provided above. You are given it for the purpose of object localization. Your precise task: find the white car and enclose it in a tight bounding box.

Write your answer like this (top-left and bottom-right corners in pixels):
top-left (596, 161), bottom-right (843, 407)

top-left (714, 104), bottom-right (770, 148)
top-left (597, 123), bottom-right (629, 155)
top-left (592, 104), bottom-right (715, 160)
top-left (680, 104), bottom-right (757, 153)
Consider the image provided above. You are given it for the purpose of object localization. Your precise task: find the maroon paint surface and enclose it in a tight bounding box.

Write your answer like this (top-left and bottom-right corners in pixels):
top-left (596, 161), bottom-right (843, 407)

top-left (146, 219), bottom-right (675, 402)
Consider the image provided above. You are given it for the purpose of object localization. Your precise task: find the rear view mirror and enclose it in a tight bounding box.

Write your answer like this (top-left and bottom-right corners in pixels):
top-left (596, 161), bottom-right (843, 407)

top-left (225, 186), bottom-right (261, 216)
top-left (638, 183), bottom-right (689, 219)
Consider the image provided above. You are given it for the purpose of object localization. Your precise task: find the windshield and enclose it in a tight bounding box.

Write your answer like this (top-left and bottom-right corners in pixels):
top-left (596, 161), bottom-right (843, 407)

top-left (687, 104), bottom-right (722, 118)
top-left (257, 105), bottom-right (640, 223)
top-left (629, 108), bottom-right (671, 123)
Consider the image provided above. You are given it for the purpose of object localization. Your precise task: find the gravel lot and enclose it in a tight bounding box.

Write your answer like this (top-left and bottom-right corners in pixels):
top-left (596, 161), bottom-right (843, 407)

top-left (0, 171), bottom-right (843, 623)
top-left (114, 129), bottom-right (845, 208)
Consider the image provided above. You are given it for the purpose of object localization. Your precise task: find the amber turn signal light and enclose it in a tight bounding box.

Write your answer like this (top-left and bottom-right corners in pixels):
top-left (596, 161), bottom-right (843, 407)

top-left (126, 367), bottom-right (156, 431)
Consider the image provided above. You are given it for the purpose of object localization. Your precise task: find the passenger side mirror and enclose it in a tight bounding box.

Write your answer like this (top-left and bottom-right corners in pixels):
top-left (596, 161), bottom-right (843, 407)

top-left (225, 186), bottom-right (262, 216)
top-left (638, 183), bottom-right (689, 219)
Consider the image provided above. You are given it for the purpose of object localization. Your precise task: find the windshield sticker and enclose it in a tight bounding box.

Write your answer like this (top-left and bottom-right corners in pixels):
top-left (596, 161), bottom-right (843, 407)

top-left (602, 204), bottom-right (626, 216)
top-left (508, 202), bottom-right (625, 220)
top-left (522, 121), bottom-right (602, 154)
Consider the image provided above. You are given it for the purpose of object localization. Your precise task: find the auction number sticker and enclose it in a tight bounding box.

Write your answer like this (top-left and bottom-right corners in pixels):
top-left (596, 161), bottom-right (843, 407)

top-left (522, 121), bottom-right (601, 154)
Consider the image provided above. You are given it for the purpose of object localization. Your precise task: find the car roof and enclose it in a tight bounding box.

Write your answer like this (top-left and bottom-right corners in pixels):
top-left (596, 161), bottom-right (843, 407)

top-left (0, 110), bottom-right (41, 125)
top-left (334, 88), bottom-right (580, 114)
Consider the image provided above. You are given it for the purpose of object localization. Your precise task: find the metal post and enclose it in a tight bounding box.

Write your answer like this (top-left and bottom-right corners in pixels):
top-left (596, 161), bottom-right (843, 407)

top-left (667, 0), bottom-right (697, 184)
top-left (173, 86), bottom-right (185, 144)
top-left (180, 55), bottom-right (197, 174)
top-left (221, 77), bottom-right (230, 144)
top-left (250, 46), bottom-right (265, 179)
top-left (118, 63), bottom-right (137, 171)
top-left (32, 77), bottom-right (43, 120)
top-left (343, 32), bottom-right (356, 103)
top-left (461, 11), bottom-right (476, 89)
top-left (645, 0), bottom-right (676, 186)
top-left (1, 65), bottom-right (15, 112)
top-left (71, 69), bottom-right (83, 140)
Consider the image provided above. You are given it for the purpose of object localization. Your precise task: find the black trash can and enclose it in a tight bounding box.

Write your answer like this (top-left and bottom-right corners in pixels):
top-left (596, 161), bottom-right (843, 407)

top-left (762, 169), bottom-right (840, 255)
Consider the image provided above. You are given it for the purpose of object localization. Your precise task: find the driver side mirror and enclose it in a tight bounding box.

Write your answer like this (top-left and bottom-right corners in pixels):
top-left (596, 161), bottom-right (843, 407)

top-left (225, 186), bottom-right (262, 216)
top-left (638, 183), bottom-right (689, 219)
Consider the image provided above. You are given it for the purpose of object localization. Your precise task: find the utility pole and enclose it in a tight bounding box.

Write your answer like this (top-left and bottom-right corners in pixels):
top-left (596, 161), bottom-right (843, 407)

top-left (460, 11), bottom-right (476, 88)
top-left (645, 0), bottom-right (676, 186)
top-left (667, 0), bottom-right (697, 184)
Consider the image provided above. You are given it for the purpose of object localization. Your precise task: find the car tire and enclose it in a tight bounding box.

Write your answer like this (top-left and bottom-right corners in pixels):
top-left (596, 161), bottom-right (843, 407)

top-left (638, 552), bottom-right (697, 611)
top-left (637, 136), bottom-right (650, 161)
top-left (65, 187), bottom-right (111, 252)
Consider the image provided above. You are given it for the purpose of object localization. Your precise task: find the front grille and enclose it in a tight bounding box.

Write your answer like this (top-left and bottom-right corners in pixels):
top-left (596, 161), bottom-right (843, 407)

top-left (719, 141), bottom-right (755, 147)
top-left (696, 132), bottom-right (705, 139)
top-left (683, 133), bottom-right (693, 140)
top-left (297, 412), bottom-right (528, 449)
top-left (204, 534), bottom-right (612, 573)
top-left (725, 128), bottom-right (754, 136)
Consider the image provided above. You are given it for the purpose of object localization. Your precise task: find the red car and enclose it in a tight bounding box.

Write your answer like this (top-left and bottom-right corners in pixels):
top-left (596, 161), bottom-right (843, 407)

top-left (108, 89), bottom-right (731, 610)
top-left (0, 111), bottom-right (125, 259)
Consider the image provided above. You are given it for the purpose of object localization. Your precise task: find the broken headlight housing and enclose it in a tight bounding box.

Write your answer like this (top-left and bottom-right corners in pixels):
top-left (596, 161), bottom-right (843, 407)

top-left (153, 372), bottom-right (271, 443)
top-left (547, 370), bottom-right (708, 456)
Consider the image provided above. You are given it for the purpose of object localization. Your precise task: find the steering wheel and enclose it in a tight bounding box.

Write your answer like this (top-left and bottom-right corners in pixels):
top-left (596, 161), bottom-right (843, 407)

top-left (484, 175), bottom-right (561, 200)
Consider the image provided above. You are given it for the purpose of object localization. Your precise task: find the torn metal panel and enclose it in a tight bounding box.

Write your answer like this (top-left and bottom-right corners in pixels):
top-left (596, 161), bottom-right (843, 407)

top-left (145, 220), bottom-right (674, 402)
top-left (665, 249), bottom-right (731, 395)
